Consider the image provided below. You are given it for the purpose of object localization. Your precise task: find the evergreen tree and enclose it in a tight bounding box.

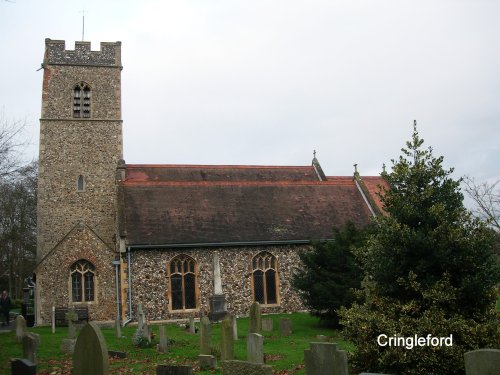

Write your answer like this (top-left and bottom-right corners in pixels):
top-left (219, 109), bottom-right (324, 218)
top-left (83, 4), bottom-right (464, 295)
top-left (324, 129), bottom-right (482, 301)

top-left (292, 222), bottom-right (366, 327)
top-left (340, 124), bottom-right (500, 375)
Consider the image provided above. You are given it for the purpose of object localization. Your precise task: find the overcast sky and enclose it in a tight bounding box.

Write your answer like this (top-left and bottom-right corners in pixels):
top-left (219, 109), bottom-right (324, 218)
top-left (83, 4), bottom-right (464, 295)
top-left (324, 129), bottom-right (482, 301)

top-left (1, 0), bottom-right (499, 181)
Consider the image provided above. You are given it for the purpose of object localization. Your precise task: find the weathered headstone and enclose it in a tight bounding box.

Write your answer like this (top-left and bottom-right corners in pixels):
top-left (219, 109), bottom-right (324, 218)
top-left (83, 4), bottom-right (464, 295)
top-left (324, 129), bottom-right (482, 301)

top-left (137, 303), bottom-right (146, 331)
top-left (73, 321), bottom-right (109, 375)
top-left (247, 333), bottom-right (264, 364)
top-left (279, 318), bottom-right (292, 336)
top-left (262, 317), bottom-right (273, 332)
top-left (108, 350), bottom-right (127, 359)
top-left (198, 354), bottom-right (217, 370)
top-left (464, 349), bottom-right (500, 375)
top-left (304, 342), bottom-right (348, 375)
top-left (51, 306), bottom-right (56, 334)
top-left (248, 302), bottom-right (261, 334)
top-left (156, 364), bottom-right (193, 375)
top-left (114, 315), bottom-right (122, 339)
top-left (159, 325), bottom-right (168, 353)
top-left (209, 253), bottom-right (228, 322)
top-left (60, 338), bottom-right (76, 354)
top-left (316, 335), bottom-right (327, 342)
top-left (221, 315), bottom-right (234, 360)
top-left (15, 315), bottom-right (27, 342)
top-left (66, 308), bottom-right (79, 339)
top-left (22, 333), bottom-right (40, 365)
top-left (188, 317), bottom-right (196, 334)
top-left (221, 360), bottom-right (273, 375)
top-left (231, 314), bottom-right (238, 340)
top-left (199, 316), bottom-right (211, 355)
top-left (11, 358), bottom-right (36, 375)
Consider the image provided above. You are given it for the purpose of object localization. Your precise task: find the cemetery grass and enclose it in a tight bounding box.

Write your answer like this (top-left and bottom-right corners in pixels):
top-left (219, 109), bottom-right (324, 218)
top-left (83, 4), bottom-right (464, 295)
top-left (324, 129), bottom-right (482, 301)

top-left (0, 312), bottom-right (353, 375)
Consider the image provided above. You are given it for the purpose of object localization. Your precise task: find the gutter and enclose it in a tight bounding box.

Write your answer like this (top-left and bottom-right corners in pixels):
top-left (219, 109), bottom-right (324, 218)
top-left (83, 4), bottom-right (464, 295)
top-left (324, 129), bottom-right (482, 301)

top-left (125, 239), bottom-right (331, 250)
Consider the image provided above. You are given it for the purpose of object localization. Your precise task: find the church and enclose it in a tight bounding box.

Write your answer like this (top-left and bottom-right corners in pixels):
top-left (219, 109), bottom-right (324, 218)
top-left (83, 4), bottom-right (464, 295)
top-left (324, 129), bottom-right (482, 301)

top-left (34, 39), bottom-right (386, 325)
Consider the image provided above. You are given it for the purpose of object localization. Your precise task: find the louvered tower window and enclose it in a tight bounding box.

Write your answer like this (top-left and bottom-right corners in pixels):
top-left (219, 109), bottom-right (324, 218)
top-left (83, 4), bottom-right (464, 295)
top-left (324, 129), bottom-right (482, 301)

top-left (252, 252), bottom-right (279, 305)
top-left (73, 83), bottom-right (91, 118)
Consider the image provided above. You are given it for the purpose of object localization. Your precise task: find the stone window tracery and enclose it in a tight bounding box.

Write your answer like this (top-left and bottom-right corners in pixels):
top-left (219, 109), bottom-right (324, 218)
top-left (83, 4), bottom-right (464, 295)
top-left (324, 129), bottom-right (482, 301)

top-left (73, 82), bottom-right (91, 118)
top-left (70, 259), bottom-right (95, 302)
top-left (168, 255), bottom-right (198, 311)
top-left (252, 251), bottom-right (279, 305)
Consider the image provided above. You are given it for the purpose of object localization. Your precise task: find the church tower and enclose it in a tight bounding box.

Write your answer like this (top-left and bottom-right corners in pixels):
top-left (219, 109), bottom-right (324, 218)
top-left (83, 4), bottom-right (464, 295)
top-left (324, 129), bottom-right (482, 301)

top-left (36, 39), bottom-right (123, 323)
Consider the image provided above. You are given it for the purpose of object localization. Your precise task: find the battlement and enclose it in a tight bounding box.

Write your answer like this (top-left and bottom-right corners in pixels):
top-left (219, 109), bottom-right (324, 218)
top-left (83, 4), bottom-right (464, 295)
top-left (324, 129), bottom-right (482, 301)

top-left (44, 39), bottom-right (121, 67)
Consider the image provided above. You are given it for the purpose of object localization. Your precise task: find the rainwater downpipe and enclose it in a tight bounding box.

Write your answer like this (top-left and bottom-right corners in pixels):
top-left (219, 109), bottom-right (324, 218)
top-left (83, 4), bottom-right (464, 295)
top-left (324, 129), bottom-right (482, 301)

top-left (123, 246), bottom-right (133, 326)
top-left (112, 260), bottom-right (121, 323)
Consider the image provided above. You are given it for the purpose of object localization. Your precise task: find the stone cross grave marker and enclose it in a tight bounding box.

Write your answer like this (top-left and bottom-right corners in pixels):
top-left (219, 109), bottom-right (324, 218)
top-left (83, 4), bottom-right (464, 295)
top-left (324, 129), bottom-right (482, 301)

top-left (73, 321), bottom-right (109, 375)
top-left (247, 333), bottom-right (264, 364)
top-left (262, 317), bottom-right (273, 332)
top-left (304, 342), bottom-right (348, 375)
top-left (15, 315), bottom-right (27, 343)
top-left (221, 315), bottom-right (234, 360)
top-left (22, 332), bottom-right (40, 365)
top-left (464, 348), bottom-right (500, 375)
top-left (279, 318), bottom-right (292, 336)
top-left (199, 316), bottom-right (211, 355)
top-left (221, 360), bottom-right (273, 375)
top-left (137, 303), bottom-right (145, 331)
top-left (249, 302), bottom-right (261, 334)
top-left (159, 325), bottom-right (168, 353)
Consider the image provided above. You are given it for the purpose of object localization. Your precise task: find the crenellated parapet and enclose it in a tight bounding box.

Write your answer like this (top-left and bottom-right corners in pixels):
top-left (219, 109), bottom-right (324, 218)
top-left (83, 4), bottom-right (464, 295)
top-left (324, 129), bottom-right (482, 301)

top-left (44, 38), bottom-right (122, 67)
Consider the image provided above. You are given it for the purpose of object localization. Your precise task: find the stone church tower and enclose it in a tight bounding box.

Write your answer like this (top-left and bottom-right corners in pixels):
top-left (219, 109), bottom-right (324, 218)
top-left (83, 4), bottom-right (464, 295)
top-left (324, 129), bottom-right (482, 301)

top-left (35, 39), bottom-right (123, 323)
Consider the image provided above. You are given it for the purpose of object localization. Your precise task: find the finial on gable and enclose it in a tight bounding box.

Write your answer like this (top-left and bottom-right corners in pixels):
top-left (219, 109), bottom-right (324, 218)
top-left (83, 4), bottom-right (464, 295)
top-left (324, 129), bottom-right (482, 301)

top-left (311, 150), bottom-right (326, 181)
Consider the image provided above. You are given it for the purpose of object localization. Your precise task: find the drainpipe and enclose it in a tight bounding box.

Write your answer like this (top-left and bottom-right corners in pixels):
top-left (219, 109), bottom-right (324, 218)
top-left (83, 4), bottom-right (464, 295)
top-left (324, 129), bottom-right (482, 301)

top-left (112, 260), bottom-right (121, 324)
top-left (123, 246), bottom-right (133, 326)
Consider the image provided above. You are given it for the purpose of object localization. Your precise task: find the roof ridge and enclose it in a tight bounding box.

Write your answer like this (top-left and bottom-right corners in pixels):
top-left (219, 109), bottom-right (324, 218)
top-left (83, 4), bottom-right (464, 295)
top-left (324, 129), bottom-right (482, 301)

top-left (125, 164), bottom-right (315, 169)
top-left (122, 180), bottom-right (356, 187)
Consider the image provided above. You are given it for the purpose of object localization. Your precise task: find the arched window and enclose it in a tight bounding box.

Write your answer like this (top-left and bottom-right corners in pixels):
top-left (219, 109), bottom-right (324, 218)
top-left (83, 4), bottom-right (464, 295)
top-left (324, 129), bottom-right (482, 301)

top-left (168, 255), bottom-right (198, 311)
top-left (252, 252), bottom-right (279, 305)
top-left (73, 82), bottom-right (91, 118)
top-left (77, 175), bottom-right (84, 191)
top-left (70, 260), bottom-right (95, 302)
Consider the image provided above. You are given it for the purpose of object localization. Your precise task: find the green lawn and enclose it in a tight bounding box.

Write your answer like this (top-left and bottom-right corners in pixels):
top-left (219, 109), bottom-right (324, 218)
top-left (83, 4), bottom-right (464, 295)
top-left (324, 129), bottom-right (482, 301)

top-left (0, 312), bottom-right (351, 375)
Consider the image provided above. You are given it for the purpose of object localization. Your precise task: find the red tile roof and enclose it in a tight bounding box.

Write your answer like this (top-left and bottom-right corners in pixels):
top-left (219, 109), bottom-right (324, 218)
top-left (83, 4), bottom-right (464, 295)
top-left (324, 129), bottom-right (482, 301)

top-left (118, 164), bottom-right (379, 246)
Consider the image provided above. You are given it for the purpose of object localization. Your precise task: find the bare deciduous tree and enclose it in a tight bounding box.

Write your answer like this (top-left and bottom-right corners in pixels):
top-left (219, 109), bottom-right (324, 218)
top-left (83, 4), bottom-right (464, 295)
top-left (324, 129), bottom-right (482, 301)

top-left (464, 176), bottom-right (500, 232)
top-left (0, 111), bottom-right (29, 181)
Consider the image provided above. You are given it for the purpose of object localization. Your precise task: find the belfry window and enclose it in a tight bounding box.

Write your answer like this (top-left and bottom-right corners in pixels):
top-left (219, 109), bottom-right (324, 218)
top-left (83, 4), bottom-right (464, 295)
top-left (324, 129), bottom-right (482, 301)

top-left (168, 255), bottom-right (198, 311)
top-left (70, 259), bottom-right (96, 302)
top-left (77, 175), bottom-right (84, 192)
top-left (252, 252), bottom-right (279, 305)
top-left (73, 83), bottom-right (91, 118)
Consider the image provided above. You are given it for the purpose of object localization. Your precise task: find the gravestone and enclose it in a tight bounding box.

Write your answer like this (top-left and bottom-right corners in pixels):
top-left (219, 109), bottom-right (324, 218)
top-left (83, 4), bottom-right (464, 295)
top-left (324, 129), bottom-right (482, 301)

top-left (11, 358), bottom-right (36, 375)
top-left (198, 354), bottom-right (217, 370)
top-left (189, 317), bottom-right (196, 334)
top-left (60, 337), bottom-right (76, 354)
top-left (262, 317), bottom-right (273, 332)
top-left (73, 321), bottom-right (109, 375)
top-left (221, 315), bottom-right (234, 360)
top-left (248, 302), bottom-right (261, 334)
top-left (156, 364), bottom-right (193, 375)
top-left (304, 342), bottom-right (348, 375)
top-left (199, 316), bottom-right (211, 355)
top-left (66, 308), bottom-right (78, 339)
top-left (231, 314), bottom-right (238, 340)
top-left (137, 303), bottom-right (145, 331)
top-left (22, 333), bottom-right (40, 365)
top-left (108, 350), bottom-right (127, 359)
top-left (114, 315), bottom-right (122, 339)
top-left (316, 335), bottom-right (327, 342)
top-left (279, 318), bottom-right (292, 336)
top-left (209, 253), bottom-right (228, 322)
top-left (464, 349), bottom-right (500, 375)
top-left (159, 325), bottom-right (168, 353)
top-left (15, 315), bottom-right (27, 343)
top-left (221, 360), bottom-right (273, 375)
top-left (247, 333), bottom-right (264, 364)
top-left (51, 306), bottom-right (56, 333)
